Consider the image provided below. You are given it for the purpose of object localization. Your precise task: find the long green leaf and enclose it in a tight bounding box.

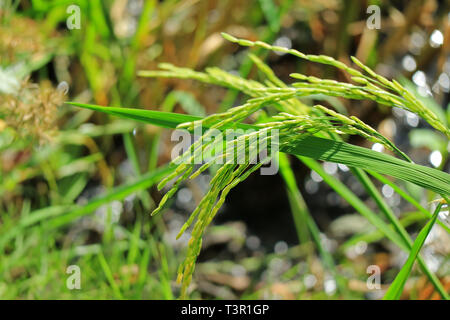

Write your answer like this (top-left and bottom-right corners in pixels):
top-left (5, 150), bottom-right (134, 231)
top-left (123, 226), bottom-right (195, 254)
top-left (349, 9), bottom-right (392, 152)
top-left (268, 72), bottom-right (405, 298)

top-left (368, 170), bottom-right (450, 234)
top-left (66, 102), bottom-right (232, 130)
top-left (350, 168), bottom-right (448, 299)
top-left (383, 203), bottom-right (443, 300)
top-left (68, 102), bottom-right (450, 196)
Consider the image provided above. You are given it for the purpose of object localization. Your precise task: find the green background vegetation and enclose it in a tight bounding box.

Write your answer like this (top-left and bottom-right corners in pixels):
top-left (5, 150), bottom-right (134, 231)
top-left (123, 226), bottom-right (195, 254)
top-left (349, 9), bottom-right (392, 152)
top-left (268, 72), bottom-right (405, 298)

top-left (0, 0), bottom-right (449, 300)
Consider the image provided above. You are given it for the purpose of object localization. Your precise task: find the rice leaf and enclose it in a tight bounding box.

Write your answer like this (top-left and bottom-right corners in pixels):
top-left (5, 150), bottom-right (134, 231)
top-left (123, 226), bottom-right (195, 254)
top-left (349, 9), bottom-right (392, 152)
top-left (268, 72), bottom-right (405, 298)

top-left (68, 102), bottom-right (450, 196)
top-left (383, 203), bottom-right (445, 300)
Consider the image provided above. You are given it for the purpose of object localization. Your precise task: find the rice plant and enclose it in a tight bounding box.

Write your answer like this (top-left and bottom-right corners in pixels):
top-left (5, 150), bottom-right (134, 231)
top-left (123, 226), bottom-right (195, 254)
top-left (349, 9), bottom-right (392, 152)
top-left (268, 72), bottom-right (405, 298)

top-left (73, 33), bottom-right (450, 299)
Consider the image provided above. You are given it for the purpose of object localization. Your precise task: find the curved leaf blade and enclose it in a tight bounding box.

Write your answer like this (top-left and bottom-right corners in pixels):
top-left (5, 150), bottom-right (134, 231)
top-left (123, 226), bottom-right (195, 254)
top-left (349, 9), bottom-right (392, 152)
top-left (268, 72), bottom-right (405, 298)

top-left (68, 102), bottom-right (450, 196)
top-left (383, 203), bottom-right (445, 300)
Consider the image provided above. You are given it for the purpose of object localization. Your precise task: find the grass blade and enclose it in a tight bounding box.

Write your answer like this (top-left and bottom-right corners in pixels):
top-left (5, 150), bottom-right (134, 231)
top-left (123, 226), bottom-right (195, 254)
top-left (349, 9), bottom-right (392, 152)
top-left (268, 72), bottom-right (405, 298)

top-left (68, 102), bottom-right (450, 196)
top-left (98, 251), bottom-right (124, 300)
top-left (367, 170), bottom-right (450, 234)
top-left (351, 168), bottom-right (448, 299)
top-left (383, 203), bottom-right (444, 300)
top-left (279, 153), bottom-right (349, 296)
top-left (300, 157), bottom-right (406, 249)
